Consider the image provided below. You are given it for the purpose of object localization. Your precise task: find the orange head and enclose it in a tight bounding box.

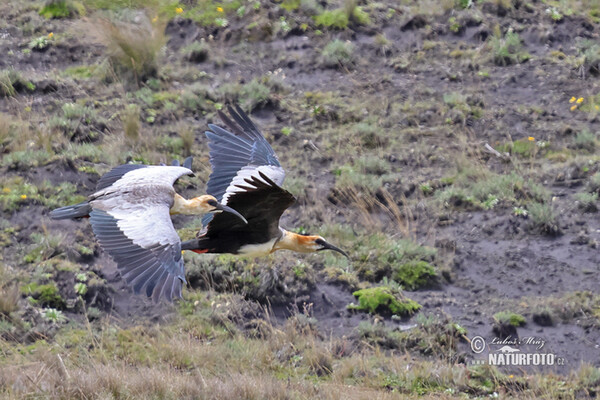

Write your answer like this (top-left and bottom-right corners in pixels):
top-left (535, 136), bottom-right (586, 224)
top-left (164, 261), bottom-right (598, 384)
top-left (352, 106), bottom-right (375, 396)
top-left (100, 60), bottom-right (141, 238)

top-left (275, 231), bottom-right (348, 257)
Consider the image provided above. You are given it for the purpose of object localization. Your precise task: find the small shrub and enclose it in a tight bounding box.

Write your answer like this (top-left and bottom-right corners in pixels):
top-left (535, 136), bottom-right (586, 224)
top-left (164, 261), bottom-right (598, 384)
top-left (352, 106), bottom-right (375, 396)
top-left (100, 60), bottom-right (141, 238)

top-left (574, 129), bottom-right (597, 151)
top-left (240, 79), bottom-right (271, 112)
top-left (575, 192), bottom-right (598, 212)
top-left (49, 102), bottom-right (103, 142)
top-left (28, 36), bottom-right (51, 51)
top-left (0, 70), bottom-right (34, 97)
top-left (588, 172), bottom-right (600, 194)
top-left (490, 29), bottom-right (530, 66)
top-left (122, 104), bottom-right (141, 144)
top-left (494, 311), bottom-right (526, 327)
top-left (349, 286), bottom-right (421, 317)
top-left (39, 0), bottom-right (84, 19)
top-left (314, 0), bottom-right (369, 29)
top-left (578, 40), bottom-right (600, 77)
top-left (42, 308), bottom-right (66, 323)
top-left (21, 283), bottom-right (65, 309)
top-left (528, 202), bottom-right (560, 235)
top-left (320, 40), bottom-right (355, 69)
top-left (353, 122), bottom-right (386, 149)
top-left (392, 260), bottom-right (437, 290)
top-left (0, 284), bottom-right (19, 317)
top-left (91, 14), bottom-right (166, 86)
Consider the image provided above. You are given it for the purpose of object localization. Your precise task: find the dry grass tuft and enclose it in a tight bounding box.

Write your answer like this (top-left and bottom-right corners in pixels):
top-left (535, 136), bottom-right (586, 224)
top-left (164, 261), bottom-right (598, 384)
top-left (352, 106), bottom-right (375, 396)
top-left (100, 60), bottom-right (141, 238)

top-left (122, 103), bottom-right (141, 144)
top-left (86, 13), bottom-right (166, 86)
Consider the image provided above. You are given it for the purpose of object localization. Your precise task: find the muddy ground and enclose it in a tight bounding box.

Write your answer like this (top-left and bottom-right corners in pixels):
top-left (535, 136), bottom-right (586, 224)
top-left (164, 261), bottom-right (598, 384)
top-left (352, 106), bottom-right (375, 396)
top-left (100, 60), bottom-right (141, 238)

top-left (1, 0), bottom-right (599, 380)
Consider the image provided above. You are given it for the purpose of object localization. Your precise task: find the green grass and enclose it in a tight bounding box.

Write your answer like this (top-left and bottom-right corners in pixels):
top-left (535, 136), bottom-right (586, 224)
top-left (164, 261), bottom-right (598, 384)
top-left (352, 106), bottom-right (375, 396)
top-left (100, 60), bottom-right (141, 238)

top-left (575, 192), bottom-right (598, 212)
top-left (92, 14), bottom-right (166, 86)
top-left (0, 176), bottom-right (85, 212)
top-left (393, 260), bottom-right (437, 291)
top-left (39, 0), bottom-right (84, 18)
top-left (490, 30), bottom-right (530, 66)
top-left (0, 69), bottom-right (35, 97)
top-left (494, 311), bottom-right (526, 327)
top-left (528, 202), bottom-right (560, 235)
top-left (314, 1), bottom-right (370, 29)
top-left (349, 286), bottom-right (421, 316)
top-left (320, 39), bottom-right (355, 69)
top-left (21, 283), bottom-right (65, 309)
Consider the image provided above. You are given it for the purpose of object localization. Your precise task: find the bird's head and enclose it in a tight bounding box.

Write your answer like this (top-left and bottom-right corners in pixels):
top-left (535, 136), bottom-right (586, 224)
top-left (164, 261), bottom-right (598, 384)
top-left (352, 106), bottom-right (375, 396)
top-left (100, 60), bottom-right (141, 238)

top-left (281, 233), bottom-right (349, 257)
top-left (190, 195), bottom-right (247, 224)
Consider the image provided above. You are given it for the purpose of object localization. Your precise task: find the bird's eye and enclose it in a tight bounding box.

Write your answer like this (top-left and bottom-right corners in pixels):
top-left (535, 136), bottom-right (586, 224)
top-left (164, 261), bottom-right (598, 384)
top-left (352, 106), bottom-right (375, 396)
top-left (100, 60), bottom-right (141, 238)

top-left (207, 199), bottom-right (218, 207)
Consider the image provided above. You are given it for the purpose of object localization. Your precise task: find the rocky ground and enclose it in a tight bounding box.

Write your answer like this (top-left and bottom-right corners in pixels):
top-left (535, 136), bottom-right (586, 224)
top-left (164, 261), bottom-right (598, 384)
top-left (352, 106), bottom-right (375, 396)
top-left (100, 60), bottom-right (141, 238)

top-left (1, 0), bottom-right (600, 398)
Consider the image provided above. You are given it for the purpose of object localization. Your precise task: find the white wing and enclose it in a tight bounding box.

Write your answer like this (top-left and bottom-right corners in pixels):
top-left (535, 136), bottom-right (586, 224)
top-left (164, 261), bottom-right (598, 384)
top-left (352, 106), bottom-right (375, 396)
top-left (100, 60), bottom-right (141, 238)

top-left (89, 165), bottom-right (193, 302)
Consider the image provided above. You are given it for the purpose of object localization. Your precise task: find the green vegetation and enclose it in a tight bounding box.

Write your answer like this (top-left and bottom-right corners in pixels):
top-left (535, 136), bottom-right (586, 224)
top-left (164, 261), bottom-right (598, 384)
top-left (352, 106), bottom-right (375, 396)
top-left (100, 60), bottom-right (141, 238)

top-left (92, 14), bottom-right (166, 85)
top-left (314, 0), bottom-right (370, 29)
top-left (39, 0), bottom-right (84, 18)
top-left (575, 192), bottom-right (598, 212)
top-left (588, 172), bottom-right (600, 194)
top-left (320, 39), bottom-right (355, 69)
top-left (393, 260), bottom-right (437, 290)
top-left (574, 129), bottom-right (597, 151)
top-left (49, 102), bottom-right (104, 142)
top-left (436, 167), bottom-right (549, 211)
top-left (28, 36), bottom-right (51, 51)
top-left (21, 283), bottom-right (65, 309)
top-left (494, 311), bottom-right (526, 327)
top-left (528, 202), bottom-right (560, 235)
top-left (0, 176), bottom-right (84, 211)
top-left (0, 0), bottom-right (598, 396)
top-left (489, 29), bottom-right (530, 66)
top-left (349, 286), bottom-right (421, 316)
top-left (0, 69), bottom-right (35, 97)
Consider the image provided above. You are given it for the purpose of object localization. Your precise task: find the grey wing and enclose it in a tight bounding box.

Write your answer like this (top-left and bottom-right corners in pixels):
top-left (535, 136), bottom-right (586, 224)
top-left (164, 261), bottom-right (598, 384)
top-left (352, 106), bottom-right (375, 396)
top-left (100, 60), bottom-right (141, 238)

top-left (90, 206), bottom-right (185, 302)
top-left (203, 105), bottom-right (285, 226)
top-left (89, 166), bottom-right (194, 302)
top-left (205, 105), bottom-right (284, 202)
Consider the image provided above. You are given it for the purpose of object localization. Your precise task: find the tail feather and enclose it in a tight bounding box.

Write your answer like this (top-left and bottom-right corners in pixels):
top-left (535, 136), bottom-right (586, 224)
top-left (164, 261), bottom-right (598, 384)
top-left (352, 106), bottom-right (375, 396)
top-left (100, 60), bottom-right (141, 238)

top-left (181, 239), bottom-right (210, 253)
top-left (49, 201), bottom-right (91, 220)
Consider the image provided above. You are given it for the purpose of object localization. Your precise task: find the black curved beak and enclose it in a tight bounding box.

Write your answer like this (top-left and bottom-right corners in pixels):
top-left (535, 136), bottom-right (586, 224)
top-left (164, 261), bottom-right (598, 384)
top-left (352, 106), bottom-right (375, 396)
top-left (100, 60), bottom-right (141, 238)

top-left (317, 240), bottom-right (349, 258)
top-left (214, 203), bottom-right (248, 224)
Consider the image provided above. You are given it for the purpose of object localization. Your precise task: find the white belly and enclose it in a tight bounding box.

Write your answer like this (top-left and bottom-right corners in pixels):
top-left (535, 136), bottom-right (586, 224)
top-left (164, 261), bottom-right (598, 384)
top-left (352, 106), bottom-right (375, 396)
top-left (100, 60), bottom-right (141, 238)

top-left (238, 239), bottom-right (277, 257)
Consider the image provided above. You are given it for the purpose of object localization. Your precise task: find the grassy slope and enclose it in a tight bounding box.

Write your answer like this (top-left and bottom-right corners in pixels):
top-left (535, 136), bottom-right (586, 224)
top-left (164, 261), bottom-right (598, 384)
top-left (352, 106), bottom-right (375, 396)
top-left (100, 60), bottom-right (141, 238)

top-left (1, 0), bottom-right (600, 398)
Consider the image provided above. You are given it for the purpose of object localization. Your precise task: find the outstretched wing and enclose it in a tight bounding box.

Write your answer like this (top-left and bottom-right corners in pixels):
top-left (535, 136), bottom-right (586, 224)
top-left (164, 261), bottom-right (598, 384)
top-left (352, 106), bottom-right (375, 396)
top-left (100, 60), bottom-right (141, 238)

top-left (201, 172), bottom-right (296, 247)
top-left (203, 105), bottom-right (285, 226)
top-left (90, 165), bottom-right (193, 302)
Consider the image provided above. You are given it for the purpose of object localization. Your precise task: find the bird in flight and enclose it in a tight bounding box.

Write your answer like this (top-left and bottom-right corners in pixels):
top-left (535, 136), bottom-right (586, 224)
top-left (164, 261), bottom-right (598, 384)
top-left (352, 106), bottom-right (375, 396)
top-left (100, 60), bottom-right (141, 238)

top-left (181, 105), bottom-right (348, 259)
top-left (50, 158), bottom-right (246, 302)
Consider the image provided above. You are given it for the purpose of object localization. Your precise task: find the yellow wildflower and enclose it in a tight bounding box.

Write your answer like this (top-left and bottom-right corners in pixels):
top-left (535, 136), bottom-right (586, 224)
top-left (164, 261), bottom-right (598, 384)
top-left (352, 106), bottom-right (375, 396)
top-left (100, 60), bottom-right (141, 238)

top-left (528, 136), bottom-right (534, 141)
top-left (175, 7), bottom-right (183, 14)
top-left (48, 32), bottom-right (54, 39)
top-left (509, 375), bottom-right (514, 379)
top-left (152, 16), bottom-right (158, 23)
top-left (595, 105), bottom-right (599, 110)
top-left (20, 194), bottom-right (27, 200)
top-left (2, 187), bottom-right (10, 193)
top-left (570, 105), bottom-right (577, 111)
top-left (569, 96), bottom-right (576, 103)
top-left (577, 97), bottom-right (584, 104)
top-left (216, 6), bottom-right (224, 12)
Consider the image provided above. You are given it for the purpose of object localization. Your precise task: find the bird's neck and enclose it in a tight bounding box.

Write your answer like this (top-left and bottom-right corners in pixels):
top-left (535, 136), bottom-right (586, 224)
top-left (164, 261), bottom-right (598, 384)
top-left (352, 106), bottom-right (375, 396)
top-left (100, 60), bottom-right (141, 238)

top-left (171, 194), bottom-right (204, 215)
top-left (272, 230), bottom-right (318, 253)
